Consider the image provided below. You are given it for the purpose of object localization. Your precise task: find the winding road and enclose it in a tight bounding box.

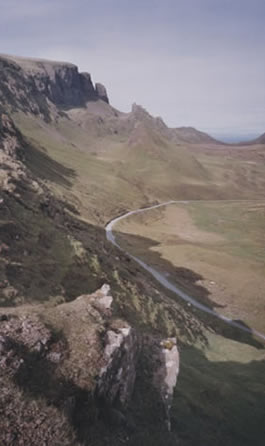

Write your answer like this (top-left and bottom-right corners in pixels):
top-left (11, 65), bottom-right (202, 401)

top-left (106, 201), bottom-right (265, 342)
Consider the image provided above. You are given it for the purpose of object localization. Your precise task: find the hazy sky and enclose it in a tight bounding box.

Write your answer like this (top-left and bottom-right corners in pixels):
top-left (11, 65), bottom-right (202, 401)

top-left (0, 0), bottom-right (265, 138)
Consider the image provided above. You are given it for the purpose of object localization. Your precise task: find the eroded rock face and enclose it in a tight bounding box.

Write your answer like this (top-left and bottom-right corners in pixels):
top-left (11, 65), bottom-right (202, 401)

top-left (0, 285), bottom-right (117, 444)
top-left (28, 64), bottom-right (101, 109)
top-left (154, 338), bottom-right (180, 431)
top-left (0, 54), bottom-right (109, 121)
top-left (96, 323), bottom-right (140, 407)
top-left (0, 113), bottom-right (23, 158)
top-left (0, 284), bottom-right (181, 443)
top-left (0, 113), bottom-right (27, 193)
top-left (95, 82), bottom-right (109, 104)
top-left (0, 284), bottom-right (140, 406)
top-left (0, 112), bottom-right (46, 201)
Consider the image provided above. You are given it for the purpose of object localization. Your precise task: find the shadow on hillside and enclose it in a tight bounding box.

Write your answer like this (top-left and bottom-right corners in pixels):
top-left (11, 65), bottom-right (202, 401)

top-left (24, 142), bottom-right (76, 187)
top-left (111, 229), bottom-right (264, 350)
top-left (114, 230), bottom-right (224, 309)
top-left (216, 319), bottom-right (265, 349)
top-left (171, 345), bottom-right (265, 446)
top-left (9, 338), bottom-right (99, 444)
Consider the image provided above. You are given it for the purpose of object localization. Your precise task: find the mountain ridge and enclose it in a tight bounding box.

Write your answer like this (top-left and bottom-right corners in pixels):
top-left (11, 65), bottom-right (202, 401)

top-left (0, 54), bottom-right (220, 145)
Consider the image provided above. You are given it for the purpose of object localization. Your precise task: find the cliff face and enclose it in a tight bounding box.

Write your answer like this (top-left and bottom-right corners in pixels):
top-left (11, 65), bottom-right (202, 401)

top-left (0, 55), bottom-right (109, 120)
top-left (0, 112), bottom-right (27, 193)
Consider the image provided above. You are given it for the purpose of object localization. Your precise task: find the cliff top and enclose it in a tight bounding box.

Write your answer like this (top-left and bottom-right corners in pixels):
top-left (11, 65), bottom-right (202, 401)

top-left (0, 53), bottom-right (76, 71)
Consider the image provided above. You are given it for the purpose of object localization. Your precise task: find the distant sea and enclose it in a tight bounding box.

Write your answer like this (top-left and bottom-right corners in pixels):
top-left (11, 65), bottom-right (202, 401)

top-left (211, 134), bottom-right (260, 144)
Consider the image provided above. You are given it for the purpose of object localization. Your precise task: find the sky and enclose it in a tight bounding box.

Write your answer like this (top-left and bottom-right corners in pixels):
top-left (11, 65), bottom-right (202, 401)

top-left (0, 0), bottom-right (265, 140)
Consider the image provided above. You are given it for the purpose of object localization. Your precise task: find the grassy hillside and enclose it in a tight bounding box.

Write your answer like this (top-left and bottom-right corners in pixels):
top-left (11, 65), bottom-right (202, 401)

top-left (12, 110), bottom-right (265, 230)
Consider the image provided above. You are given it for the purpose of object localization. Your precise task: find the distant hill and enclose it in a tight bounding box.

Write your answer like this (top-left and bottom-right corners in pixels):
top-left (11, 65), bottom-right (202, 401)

top-left (172, 126), bottom-right (221, 145)
top-left (248, 132), bottom-right (265, 145)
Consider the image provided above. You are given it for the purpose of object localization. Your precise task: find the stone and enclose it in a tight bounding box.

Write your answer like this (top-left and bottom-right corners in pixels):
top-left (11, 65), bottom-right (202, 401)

top-left (154, 337), bottom-right (180, 431)
top-left (95, 284), bottom-right (113, 312)
top-left (96, 324), bottom-right (140, 407)
top-left (47, 352), bottom-right (62, 363)
top-left (95, 83), bottom-right (109, 104)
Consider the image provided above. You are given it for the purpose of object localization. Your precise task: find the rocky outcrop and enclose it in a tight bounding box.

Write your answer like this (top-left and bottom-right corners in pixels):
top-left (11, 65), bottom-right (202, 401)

top-left (76, 285), bottom-right (140, 407)
top-left (95, 83), bottom-right (109, 104)
top-left (96, 323), bottom-right (140, 407)
top-left (0, 112), bottom-right (45, 199)
top-left (0, 113), bottom-right (24, 159)
top-left (0, 284), bottom-right (181, 443)
top-left (0, 54), bottom-right (109, 121)
top-left (0, 283), bottom-right (141, 404)
top-left (154, 338), bottom-right (180, 431)
top-left (0, 284), bottom-right (138, 444)
top-left (0, 113), bottom-right (27, 193)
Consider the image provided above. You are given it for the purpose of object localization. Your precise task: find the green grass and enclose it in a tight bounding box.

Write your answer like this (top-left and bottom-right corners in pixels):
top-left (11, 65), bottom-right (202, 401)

top-left (113, 199), bottom-right (265, 330)
top-left (13, 111), bottom-right (265, 232)
top-left (188, 201), bottom-right (265, 263)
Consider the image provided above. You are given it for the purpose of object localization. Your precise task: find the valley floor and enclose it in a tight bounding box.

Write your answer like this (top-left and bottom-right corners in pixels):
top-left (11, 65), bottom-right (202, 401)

top-left (114, 199), bottom-right (265, 333)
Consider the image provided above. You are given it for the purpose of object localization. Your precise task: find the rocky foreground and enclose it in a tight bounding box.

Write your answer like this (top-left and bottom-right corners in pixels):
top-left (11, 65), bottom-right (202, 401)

top-left (0, 284), bottom-right (179, 445)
